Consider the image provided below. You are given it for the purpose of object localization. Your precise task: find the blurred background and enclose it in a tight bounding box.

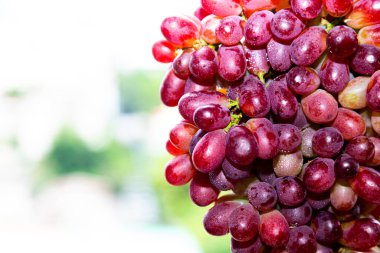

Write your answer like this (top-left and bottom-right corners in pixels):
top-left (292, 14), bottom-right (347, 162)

top-left (0, 0), bottom-right (230, 252)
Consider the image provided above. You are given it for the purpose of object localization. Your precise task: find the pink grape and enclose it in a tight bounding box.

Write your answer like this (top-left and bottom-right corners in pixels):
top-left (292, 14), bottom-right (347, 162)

top-left (201, 15), bottom-right (222, 45)
top-left (286, 66), bottom-right (320, 96)
top-left (244, 10), bottom-right (274, 48)
top-left (290, 0), bottom-right (322, 20)
top-left (323, 0), bottom-right (353, 17)
top-left (193, 104), bottom-right (230, 131)
top-left (152, 40), bottom-right (176, 63)
top-left (301, 89), bottom-right (338, 124)
top-left (161, 15), bottom-right (201, 47)
top-left (201, 0), bottom-right (242, 17)
top-left (267, 39), bottom-right (292, 73)
top-left (216, 16), bottom-right (244, 46)
top-left (259, 210), bottom-right (290, 248)
top-left (218, 45), bottom-right (247, 82)
top-left (189, 46), bottom-right (218, 81)
top-left (173, 48), bottom-right (194, 79)
top-left (160, 68), bottom-right (186, 107)
top-left (270, 9), bottom-right (305, 42)
top-left (244, 47), bottom-right (270, 76)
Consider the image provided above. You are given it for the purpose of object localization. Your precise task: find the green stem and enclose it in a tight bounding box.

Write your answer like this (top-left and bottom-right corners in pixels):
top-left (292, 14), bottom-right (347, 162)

top-left (224, 113), bottom-right (243, 132)
top-left (258, 72), bottom-right (266, 86)
top-left (321, 18), bottom-right (334, 32)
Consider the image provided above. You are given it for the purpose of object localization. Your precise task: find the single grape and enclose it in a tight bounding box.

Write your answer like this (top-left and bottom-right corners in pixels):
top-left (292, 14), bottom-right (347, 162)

top-left (286, 66), bottom-right (320, 96)
top-left (239, 76), bottom-right (270, 118)
top-left (229, 203), bottom-right (260, 242)
top-left (311, 211), bottom-right (342, 246)
top-left (160, 68), bottom-right (186, 107)
top-left (193, 104), bottom-right (230, 131)
top-left (345, 0), bottom-right (380, 29)
top-left (330, 108), bottom-right (366, 141)
top-left (274, 176), bottom-right (306, 207)
top-left (244, 47), bottom-right (270, 77)
top-left (169, 121), bottom-right (198, 152)
top-left (190, 172), bottom-right (220, 206)
top-left (351, 166), bottom-right (380, 205)
top-left (209, 168), bottom-right (234, 191)
top-left (152, 40), bottom-right (176, 63)
top-left (338, 76), bottom-right (370, 110)
top-left (350, 45), bottom-right (380, 76)
top-left (226, 125), bottom-right (258, 166)
top-left (323, 0), bottom-right (353, 17)
top-left (259, 210), bottom-right (290, 248)
top-left (340, 218), bottom-right (380, 251)
top-left (327, 25), bottom-right (358, 60)
top-left (287, 226), bottom-right (317, 253)
top-left (367, 70), bottom-right (380, 111)
top-left (290, 0), bottom-right (322, 20)
top-left (201, 0), bottom-right (242, 17)
top-left (319, 57), bottom-right (350, 94)
top-left (173, 49), bottom-right (194, 79)
top-left (301, 89), bottom-right (338, 124)
top-left (312, 127), bottom-right (344, 158)
top-left (216, 16), bottom-right (244, 46)
top-left (165, 154), bottom-right (197, 186)
top-left (303, 158), bottom-right (336, 194)
top-left (330, 180), bottom-right (358, 211)
top-left (275, 124), bottom-right (302, 154)
top-left (280, 201), bottom-right (313, 226)
top-left (268, 75), bottom-right (298, 121)
top-left (273, 151), bottom-right (303, 177)
top-left (244, 10), bottom-right (274, 48)
top-left (267, 39), bottom-right (292, 73)
top-left (248, 181), bottom-right (278, 212)
top-left (270, 9), bottom-right (305, 42)
top-left (222, 159), bottom-right (252, 181)
top-left (218, 45), bottom-right (247, 82)
top-left (178, 91), bottom-right (227, 123)
top-left (246, 118), bottom-right (279, 159)
top-left (358, 24), bottom-right (380, 47)
top-left (189, 46), bottom-right (218, 81)
top-left (203, 200), bottom-right (241, 236)
top-left (345, 136), bottom-right (375, 163)
top-left (201, 15), bottom-right (222, 45)
top-left (334, 154), bottom-right (360, 179)
top-left (161, 15), bottom-right (200, 47)
top-left (192, 129), bottom-right (226, 173)
top-left (290, 26), bottom-right (327, 66)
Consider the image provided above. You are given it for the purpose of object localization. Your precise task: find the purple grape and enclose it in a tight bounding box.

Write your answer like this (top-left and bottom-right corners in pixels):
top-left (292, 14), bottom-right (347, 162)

top-left (327, 25), bottom-right (358, 60)
top-left (345, 136), bottom-right (375, 163)
top-left (290, 26), bottom-right (327, 66)
top-left (244, 47), bottom-right (270, 76)
top-left (268, 75), bottom-right (298, 121)
top-left (226, 125), bottom-right (258, 166)
top-left (218, 45), bottom-right (247, 82)
top-left (253, 159), bottom-right (277, 185)
top-left (209, 168), bottom-right (234, 191)
top-left (280, 201), bottom-right (313, 226)
top-left (173, 48), bottom-right (194, 79)
top-left (216, 15), bottom-right (244, 46)
top-left (203, 200), bottom-right (241, 236)
top-left (193, 104), bottom-right (230, 131)
top-left (311, 211), bottom-right (342, 246)
top-left (239, 76), bottom-right (270, 118)
top-left (274, 176), bottom-right (306, 207)
top-left (190, 172), bottom-right (220, 207)
top-left (303, 158), bottom-right (336, 194)
top-left (267, 39), bottom-right (292, 72)
top-left (350, 45), bottom-right (380, 76)
top-left (286, 66), bottom-right (320, 96)
top-left (270, 9), bottom-right (305, 42)
top-left (291, 0), bottom-right (322, 20)
top-left (192, 129), bottom-right (226, 173)
top-left (222, 159), bottom-right (252, 181)
top-left (189, 46), bottom-right (218, 81)
top-left (248, 181), bottom-right (278, 212)
top-left (287, 226), bottom-right (317, 253)
top-left (229, 203), bottom-right (260, 242)
top-left (316, 243), bottom-right (333, 253)
top-left (275, 124), bottom-right (302, 154)
top-left (307, 191), bottom-right (331, 210)
top-left (334, 154), bottom-right (359, 179)
top-left (244, 10), bottom-right (273, 48)
top-left (312, 127), bottom-right (344, 158)
top-left (319, 57), bottom-right (350, 94)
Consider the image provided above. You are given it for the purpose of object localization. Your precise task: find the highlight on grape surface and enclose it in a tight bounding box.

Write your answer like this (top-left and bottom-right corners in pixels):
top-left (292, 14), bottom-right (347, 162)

top-left (153, 0), bottom-right (380, 252)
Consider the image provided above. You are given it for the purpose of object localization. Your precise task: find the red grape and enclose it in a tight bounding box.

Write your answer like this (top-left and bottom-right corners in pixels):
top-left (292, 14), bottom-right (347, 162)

top-left (166, 140), bottom-right (186, 156)
top-left (274, 176), bottom-right (306, 207)
top-left (327, 25), bottom-right (358, 60)
top-left (218, 45), bottom-right (247, 82)
top-left (307, 191), bottom-right (331, 210)
top-left (287, 225), bottom-right (317, 253)
top-left (231, 236), bottom-right (264, 253)
top-left (367, 70), bottom-right (380, 111)
top-left (244, 47), bottom-right (270, 77)
top-left (194, 6), bottom-right (211, 20)
top-left (311, 211), bottom-right (342, 246)
top-left (303, 158), bottom-right (336, 194)
top-left (189, 46), bottom-right (218, 81)
top-left (201, 0), bottom-right (242, 17)
top-left (301, 89), bottom-right (338, 124)
top-left (248, 181), bottom-right (278, 212)
top-left (165, 154), bottom-right (197, 186)
top-left (330, 108), bottom-right (366, 141)
top-left (222, 159), bottom-right (252, 181)
top-left (270, 9), bottom-right (305, 42)
top-left (358, 24), bottom-right (380, 47)
top-left (209, 168), bottom-right (234, 191)
top-left (340, 218), bottom-right (380, 250)
top-left (286, 66), bottom-right (320, 96)
top-left (169, 121), bottom-right (198, 152)
top-left (193, 104), bottom-right (230, 131)
top-left (301, 127), bottom-right (318, 158)
top-left (323, 0), bottom-right (353, 17)
top-left (201, 15), bottom-right (221, 45)
top-left (229, 203), bottom-right (260, 242)
top-left (351, 166), bottom-right (380, 205)
top-left (216, 16), bottom-right (244, 46)
top-left (259, 210), bottom-right (290, 247)
top-left (244, 10), bottom-right (274, 48)
top-left (190, 172), bottom-right (220, 206)
top-left (203, 200), bottom-right (241, 235)
top-left (173, 49), bottom-right (194, 79)
top-left (161, 15), bottom-right (201, 47)
top-left (345, 136), bottom-right (375, 164)
top-left (152, 40), bottom-right (176, 63)
top-left (345, 0), bottom-right (380, 29)
top-left (280, 201), bottom-right (313, 226)
top-left (273, 151), bottom-right (303, 177)
top-left (330, 180), bottom-right (358, 211)
top-left (275, 124), bottom-right (302, 154)
top-left (319, 57), bottom-right (350, 94)
top-left (290, 0), bottom-right (322, 20)
top-left (160, 68), bottom-right (186, 107)
top-left (239, 76), bottom-right (270, 118)
top-left (226, 125), bottom-right (258, 166)
top-left (267, 39), bottom-right (292, 73)
top-left (350, 45), bottom-right (380, 76)
top-left (312, 127), bottom-right (344, 158)
top-left (338, 76), bottom-right (370, 110)
top-left (334, 154), bottom-right (360, 179)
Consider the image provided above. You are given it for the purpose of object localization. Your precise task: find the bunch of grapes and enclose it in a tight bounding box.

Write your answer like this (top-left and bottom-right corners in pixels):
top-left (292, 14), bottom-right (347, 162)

top-left (152, 0), bottom-right (380, 252)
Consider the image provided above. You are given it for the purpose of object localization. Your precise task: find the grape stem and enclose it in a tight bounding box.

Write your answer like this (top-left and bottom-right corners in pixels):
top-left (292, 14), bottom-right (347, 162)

top-left (320, 18), bottom-right (334, 32)
top-left (225, 99), bottom-right (242, 132)
top-left (258, 72), bottom-right (266, 86)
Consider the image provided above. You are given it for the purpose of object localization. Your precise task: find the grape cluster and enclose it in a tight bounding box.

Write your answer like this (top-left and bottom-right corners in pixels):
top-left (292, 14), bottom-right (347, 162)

top-left (153, 0), bottom-right (380, 252)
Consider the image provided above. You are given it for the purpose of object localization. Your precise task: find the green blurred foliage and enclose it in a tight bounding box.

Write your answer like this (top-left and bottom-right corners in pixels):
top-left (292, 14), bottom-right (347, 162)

top-left (41, 128), bottom-right (132, 192)
top-left (149, 155), bottom-right (230, 253)
top-left (118, 70), bottom-right (164, 113)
